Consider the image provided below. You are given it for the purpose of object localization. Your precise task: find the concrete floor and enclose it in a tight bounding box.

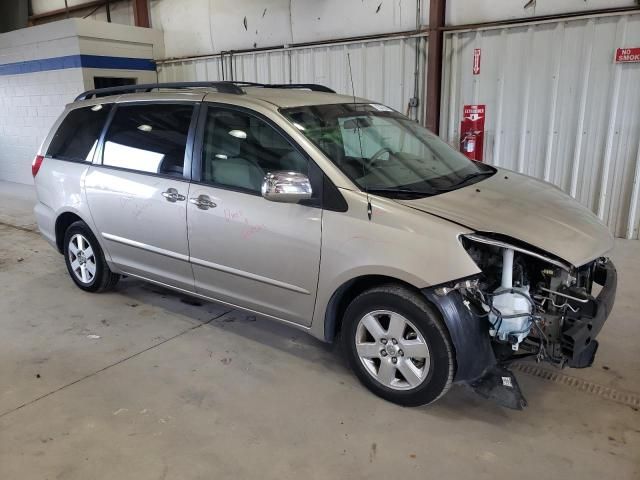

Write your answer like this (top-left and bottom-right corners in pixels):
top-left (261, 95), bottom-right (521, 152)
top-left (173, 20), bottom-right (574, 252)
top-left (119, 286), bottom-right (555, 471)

top-left (0, 180), bottom-right (639, 479)
top-left (0, 179), bottom-right (37, 230)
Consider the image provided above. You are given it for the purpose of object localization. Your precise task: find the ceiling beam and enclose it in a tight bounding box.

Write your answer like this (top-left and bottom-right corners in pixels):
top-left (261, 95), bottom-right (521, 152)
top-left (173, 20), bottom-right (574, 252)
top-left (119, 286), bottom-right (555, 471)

top-left (29, 0), bottom-right (125, 21)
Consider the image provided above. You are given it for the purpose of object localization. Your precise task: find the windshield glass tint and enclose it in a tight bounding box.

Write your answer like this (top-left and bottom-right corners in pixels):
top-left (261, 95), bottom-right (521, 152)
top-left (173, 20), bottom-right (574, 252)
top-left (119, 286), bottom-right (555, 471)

top-left (281, 103), bottom-right (493, 196)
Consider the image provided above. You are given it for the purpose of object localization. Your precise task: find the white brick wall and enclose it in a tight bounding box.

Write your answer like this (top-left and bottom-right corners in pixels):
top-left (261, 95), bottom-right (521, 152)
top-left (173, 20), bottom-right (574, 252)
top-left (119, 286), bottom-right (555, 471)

top-left (0, 68), bottom-right (85, 184)
top-left (0, 19), bottom-right (164, 184)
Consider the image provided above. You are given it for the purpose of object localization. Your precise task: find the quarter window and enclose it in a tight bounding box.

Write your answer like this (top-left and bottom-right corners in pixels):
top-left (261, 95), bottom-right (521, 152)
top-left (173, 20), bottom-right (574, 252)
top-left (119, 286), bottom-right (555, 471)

top-left (201, 108), bottom-right (308, 193)
top-left (103, 104), bottom-right (194, 177)
top-left (47, 104), bottom-right (112, 162)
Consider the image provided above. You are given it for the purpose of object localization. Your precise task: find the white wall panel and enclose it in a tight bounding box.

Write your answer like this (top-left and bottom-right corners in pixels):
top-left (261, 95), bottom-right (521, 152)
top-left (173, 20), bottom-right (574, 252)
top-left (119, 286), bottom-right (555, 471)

top-left (32, 0), bottom-right (427, 59)
top-left (156, 0), bottom-right (426, 58)
top-left (441, 13), bottom-right (640, 239)
top-left (290, 0), bottom-right (426, 44)
top-left (157, 34), bottom-right (427, 121)
top-left (150, 0), bottom-right (293, 58)
top-left (446, 0), bottom-right (637, 26)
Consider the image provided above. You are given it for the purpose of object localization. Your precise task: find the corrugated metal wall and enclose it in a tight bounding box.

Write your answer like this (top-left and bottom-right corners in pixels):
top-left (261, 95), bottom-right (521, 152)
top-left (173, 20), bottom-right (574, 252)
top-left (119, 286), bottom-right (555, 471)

top-left (442, 12), bottom-right (640, 239)
top-left (157, 33), bottom-right (428, 122)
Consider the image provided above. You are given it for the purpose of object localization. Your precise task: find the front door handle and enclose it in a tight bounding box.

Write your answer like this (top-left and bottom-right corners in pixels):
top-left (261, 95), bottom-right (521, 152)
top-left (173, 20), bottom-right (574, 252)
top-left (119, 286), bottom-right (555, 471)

top-left (162, 188), bottom-right (186, 202)
top-left (189, 194), bottom-right (217, 210)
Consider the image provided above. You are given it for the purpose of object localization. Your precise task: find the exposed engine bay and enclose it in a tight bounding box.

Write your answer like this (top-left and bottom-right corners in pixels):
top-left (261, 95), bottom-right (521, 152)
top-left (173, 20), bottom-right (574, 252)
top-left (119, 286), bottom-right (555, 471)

top-left (459, 233), bottom-right (612, 366)
top-left (430, 233), bottom-right (617, 409)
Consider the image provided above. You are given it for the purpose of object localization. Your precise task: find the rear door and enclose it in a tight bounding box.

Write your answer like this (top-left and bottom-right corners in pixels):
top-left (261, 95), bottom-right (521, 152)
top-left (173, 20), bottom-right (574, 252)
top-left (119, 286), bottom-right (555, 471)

top-left (186, 105), bottom-right (322, 325)
top-left (85, 102), bottom-right (198, 290)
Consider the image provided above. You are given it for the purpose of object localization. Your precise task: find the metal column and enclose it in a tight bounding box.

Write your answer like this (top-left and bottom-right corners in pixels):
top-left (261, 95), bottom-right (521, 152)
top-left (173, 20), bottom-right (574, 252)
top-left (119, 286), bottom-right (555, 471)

top-left (425, 0), bottom-right (445, 133)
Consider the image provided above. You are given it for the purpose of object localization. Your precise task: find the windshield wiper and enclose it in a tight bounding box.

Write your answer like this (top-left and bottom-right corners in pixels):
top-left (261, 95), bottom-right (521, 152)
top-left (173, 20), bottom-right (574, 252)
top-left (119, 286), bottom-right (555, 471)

top-left (434, 170), bottom-right (494, 191)
top-left (365, 187), bottom-right (436, 197)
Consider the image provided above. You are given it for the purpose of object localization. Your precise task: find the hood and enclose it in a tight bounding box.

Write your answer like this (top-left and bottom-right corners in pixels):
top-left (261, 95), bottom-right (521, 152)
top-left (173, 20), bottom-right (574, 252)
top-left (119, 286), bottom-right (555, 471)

top-left (396, 168), bottom-right (614, 267)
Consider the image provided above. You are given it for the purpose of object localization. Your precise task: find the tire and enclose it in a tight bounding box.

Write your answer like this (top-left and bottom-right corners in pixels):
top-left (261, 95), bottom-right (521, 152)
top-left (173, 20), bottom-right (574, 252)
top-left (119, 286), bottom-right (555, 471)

top-left (341, 284), bottom-right (455, 407)
top-left (63, 220), bottom-right (119, 293)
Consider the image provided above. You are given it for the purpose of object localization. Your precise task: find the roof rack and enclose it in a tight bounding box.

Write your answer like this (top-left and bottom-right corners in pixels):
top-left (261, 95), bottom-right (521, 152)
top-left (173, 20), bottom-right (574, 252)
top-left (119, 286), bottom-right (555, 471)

top-left (74, 81), bottom-right (245, 101)
top-left (232, 81), bottom-right (336, 93)
top-left (74, 80), bottom-right (336, 102)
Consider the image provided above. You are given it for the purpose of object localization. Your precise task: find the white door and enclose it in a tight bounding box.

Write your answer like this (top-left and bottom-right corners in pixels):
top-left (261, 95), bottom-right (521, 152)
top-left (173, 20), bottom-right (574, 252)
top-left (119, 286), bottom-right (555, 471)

top-left (85, 102), bottom-right (196, 290)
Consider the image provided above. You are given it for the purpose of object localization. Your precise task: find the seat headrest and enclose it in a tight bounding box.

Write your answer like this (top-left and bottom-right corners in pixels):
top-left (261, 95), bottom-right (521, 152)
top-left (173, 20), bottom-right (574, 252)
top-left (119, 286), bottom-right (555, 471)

top-left (207, 113), bottom-right (252, 158)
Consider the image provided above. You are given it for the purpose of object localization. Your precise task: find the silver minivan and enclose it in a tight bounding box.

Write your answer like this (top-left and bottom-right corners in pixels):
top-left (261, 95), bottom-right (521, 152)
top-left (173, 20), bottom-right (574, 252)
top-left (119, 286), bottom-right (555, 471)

top-left (33, 82), bottom-right (616, 408)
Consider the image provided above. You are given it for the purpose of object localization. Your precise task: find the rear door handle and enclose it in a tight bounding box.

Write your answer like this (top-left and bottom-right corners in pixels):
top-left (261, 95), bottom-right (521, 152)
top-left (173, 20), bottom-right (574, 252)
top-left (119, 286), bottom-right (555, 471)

top-left (189, 195), bottom-right (217, 210)
top-left (162, 188), bottom-right (186, 202)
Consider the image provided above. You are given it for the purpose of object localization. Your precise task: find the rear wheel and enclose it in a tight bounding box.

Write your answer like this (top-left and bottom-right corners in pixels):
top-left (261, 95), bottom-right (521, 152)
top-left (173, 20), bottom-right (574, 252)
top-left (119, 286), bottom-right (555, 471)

top-left (342, 285), bottom-right (455, 406)
top-left (63, 221), bottom-right (119, 292)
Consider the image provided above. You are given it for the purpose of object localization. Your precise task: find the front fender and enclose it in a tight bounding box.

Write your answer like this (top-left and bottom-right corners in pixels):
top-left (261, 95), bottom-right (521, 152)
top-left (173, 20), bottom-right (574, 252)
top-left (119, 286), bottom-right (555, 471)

top-left (309, 189), bottom-right (481, 342)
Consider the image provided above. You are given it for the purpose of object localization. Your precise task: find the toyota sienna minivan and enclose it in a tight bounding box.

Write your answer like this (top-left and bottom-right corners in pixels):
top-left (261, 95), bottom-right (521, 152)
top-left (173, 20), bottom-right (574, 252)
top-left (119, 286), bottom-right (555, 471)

top-left (32, 81), bottom-right (616, 408)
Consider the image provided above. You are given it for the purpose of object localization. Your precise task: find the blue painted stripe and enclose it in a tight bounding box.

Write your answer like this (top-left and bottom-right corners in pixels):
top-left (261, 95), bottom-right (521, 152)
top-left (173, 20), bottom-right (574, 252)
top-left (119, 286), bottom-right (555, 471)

top-left (79, 55), bottom-right (156, 71)
top-left (0, 54), bottom-right (155, 76)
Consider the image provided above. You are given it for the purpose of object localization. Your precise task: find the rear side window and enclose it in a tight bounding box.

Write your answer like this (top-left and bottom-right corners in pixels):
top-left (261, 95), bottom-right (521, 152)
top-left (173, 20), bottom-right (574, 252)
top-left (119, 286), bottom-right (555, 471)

top-left (47, 104), bottom-right (112, 162)
top-left (102, 104), bottom-right (194, 177)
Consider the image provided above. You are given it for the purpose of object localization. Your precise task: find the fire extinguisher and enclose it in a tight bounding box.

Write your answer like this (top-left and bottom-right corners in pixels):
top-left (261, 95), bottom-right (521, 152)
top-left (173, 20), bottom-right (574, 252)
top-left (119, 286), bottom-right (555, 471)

top-left (464, 134), bottom-right (477, 155)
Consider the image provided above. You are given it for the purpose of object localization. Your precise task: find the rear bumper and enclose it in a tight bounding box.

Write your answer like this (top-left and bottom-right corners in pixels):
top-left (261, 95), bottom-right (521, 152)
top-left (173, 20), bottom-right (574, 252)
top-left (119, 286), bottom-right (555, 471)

top-left (562, 259), bottom-right (617, 368)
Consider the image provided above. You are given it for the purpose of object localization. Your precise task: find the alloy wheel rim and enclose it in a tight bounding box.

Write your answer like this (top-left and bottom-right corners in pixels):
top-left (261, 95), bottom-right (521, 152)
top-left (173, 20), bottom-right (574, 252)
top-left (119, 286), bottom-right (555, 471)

top-left (355, 310), bottom-right (430, 390)
top-left (68, 234), bottom-right (97, 284)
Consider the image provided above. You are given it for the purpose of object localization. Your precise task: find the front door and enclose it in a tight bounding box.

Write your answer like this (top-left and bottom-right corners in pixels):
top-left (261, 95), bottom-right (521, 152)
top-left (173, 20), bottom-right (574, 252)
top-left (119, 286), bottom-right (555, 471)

top-left (187, 106), bottom-right (322, 325)
top-left (85, 102), bottom-right (196, 290)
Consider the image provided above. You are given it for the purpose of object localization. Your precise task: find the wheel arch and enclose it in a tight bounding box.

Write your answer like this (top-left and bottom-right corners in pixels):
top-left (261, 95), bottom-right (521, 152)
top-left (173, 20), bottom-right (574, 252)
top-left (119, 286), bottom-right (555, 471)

top-left (322, 274), bottom-right (422, 343)
top-left (55, 211), bottom-right (85, 253)
top-left (54, 210), bottom-right (109, 261)
top-left (322, 275), bottom-right (496, 383)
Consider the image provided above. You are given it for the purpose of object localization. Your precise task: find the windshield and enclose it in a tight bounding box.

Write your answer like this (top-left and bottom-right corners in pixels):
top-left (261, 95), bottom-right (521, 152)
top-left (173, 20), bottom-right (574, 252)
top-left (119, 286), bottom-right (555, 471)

top-left (281, 103), bottom-right (494, 198)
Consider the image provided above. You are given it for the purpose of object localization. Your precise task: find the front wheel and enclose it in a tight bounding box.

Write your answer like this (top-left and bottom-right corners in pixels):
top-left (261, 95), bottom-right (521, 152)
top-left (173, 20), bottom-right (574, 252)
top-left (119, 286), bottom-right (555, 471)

top-left (63, 220), bottom-right (119, 292)
top-left (342, 285), bottom-right (455, 406)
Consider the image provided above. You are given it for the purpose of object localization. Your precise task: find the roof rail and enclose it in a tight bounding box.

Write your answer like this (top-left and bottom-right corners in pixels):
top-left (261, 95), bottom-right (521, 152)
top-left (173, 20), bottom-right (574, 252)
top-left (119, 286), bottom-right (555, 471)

top-left (74, 81), bottom-right (245, 101)
top-left (232, 81), bottom-right (336, 93)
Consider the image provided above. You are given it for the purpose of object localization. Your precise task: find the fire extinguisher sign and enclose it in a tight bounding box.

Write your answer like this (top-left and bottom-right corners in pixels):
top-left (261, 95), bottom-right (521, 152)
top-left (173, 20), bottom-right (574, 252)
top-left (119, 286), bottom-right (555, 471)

top-left (460, 105), bottom-right (486, 162)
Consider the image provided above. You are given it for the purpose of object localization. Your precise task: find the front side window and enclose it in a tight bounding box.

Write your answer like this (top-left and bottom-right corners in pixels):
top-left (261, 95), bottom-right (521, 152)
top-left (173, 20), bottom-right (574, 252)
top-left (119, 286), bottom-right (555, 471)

top-left (103, 104), bottom-right (194, 177)
top-left (201, 108), bottom-right (308, 193)
top-left (281, 103), bottom-right (494, 198)
top-left (47, 104), bottom-right (112, 162)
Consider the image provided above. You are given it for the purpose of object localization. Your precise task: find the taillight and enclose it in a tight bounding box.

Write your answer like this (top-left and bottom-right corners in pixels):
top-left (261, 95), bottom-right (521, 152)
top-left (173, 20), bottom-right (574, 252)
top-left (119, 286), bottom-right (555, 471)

top-left (32, 155), bottom-right (44, 177)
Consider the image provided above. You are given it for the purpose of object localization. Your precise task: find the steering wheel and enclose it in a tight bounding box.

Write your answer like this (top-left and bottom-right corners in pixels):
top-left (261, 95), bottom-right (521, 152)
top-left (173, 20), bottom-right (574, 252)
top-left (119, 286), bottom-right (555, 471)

top-left (366, 147), bottom-right (393, 168)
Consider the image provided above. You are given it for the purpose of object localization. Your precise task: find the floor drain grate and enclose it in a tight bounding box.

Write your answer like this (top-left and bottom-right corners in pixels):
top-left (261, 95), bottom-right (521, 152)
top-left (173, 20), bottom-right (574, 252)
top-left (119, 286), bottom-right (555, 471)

top-left (513, 362), bottom-right (640, 409)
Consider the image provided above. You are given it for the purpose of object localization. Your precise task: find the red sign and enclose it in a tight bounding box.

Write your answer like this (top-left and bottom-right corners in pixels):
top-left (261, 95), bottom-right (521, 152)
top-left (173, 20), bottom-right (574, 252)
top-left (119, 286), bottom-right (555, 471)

top-left (460, 105), bottom-right (486, 162)
top-left (473, 48), bottom-right (481, 75)
top-left (615, 48), bottom-right (640, 63)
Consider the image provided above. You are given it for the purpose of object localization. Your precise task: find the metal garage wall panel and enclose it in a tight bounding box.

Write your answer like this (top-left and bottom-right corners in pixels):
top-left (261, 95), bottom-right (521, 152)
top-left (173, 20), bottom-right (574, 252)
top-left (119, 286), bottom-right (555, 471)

top-left (157, 34), bottom-right (427, 121)
top-left (446, 0), bottom-right (637, 26)
top-left (442, 13), bottom-right (640, 239)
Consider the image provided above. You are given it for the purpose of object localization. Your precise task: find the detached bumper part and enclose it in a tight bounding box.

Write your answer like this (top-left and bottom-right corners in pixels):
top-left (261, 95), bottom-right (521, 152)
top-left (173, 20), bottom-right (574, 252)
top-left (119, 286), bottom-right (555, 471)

top-left (423, 289), bottom-right (496, 382)
top-left (423, 290), bottom-right (527, 410)
top-left (470, 365), bottom-right (527, 410)
top-left (562, 260), bottom-right (617, 368)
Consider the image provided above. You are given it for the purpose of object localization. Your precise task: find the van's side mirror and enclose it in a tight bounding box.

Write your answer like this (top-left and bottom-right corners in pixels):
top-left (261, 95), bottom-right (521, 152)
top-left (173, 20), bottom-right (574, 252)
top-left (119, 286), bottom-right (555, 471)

top-left (261, 171), bottom-right (312, 203)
